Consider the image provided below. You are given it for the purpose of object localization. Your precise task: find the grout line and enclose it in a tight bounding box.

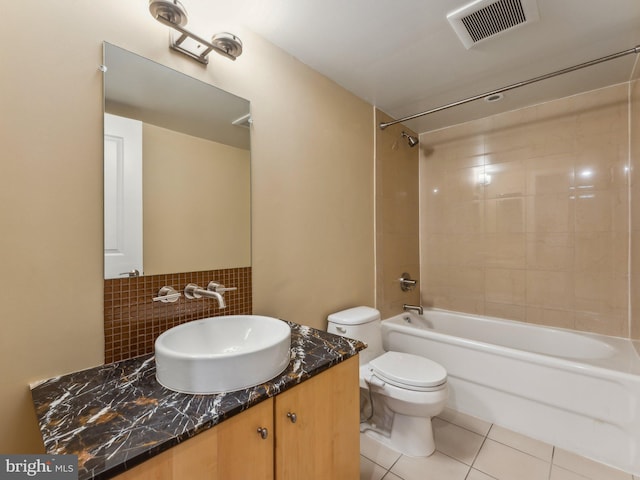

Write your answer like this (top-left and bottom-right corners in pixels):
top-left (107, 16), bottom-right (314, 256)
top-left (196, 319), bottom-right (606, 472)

top-left (469, 423), bottom-right (492, 470)
top-left (361, 452), bottom-right (399, 472)
top-left (360, 453), bottom-right (396, 480)
top-left (547, 446), bottom-right (554, 480)
top-left (381, 471), bottom-right (403, 480)
top-left (363, 418), bottom-right (636, 480)
top-left (485, 436), bottom-right (553, 462)
top-left (436, 414), bottom-right (493, 438)
top-left (486, 423), bottom-right (495, 437)
top-left (435, 447), bottom-right (475, 469)
top-left (460, 463), bottom-right (472, 480)
top-left (433, 416), bottom-right (493, 469)
top-left (465, 467), bottom-right (500, 480)
top-left (481, 435), bottom-right (555, 467)
top-left (388, 453), bottom-right (403, 472)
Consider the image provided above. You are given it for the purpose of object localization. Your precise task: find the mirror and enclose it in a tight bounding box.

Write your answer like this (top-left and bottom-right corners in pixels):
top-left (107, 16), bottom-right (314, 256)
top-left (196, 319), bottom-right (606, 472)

top-left (103, 43), bottom-right (251, 279)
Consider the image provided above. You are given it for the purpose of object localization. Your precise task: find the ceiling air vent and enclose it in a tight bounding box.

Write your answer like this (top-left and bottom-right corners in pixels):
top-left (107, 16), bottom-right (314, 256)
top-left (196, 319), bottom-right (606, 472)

top-left (447, 0), bottom-right (539, 49)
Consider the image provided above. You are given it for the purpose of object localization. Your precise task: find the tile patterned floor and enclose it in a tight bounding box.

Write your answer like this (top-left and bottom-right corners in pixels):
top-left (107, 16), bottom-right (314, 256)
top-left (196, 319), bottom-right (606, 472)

top-left (360, 409), bottom-right (638, 480)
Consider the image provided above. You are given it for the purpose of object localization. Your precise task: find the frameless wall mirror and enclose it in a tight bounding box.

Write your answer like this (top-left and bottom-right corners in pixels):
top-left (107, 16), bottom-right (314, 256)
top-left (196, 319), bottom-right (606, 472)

top-left (103, 43), bottom-right (251, 279)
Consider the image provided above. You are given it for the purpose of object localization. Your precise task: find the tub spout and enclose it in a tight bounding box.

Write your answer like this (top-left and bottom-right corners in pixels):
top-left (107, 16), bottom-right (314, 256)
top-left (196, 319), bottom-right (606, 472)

top-left (403, 304), bottom-right (423, 315)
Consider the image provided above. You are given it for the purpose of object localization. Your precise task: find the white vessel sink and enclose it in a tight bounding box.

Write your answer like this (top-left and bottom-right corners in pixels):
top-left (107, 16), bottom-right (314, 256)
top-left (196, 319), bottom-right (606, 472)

top-left (155, 315), bottom-right (292, 394)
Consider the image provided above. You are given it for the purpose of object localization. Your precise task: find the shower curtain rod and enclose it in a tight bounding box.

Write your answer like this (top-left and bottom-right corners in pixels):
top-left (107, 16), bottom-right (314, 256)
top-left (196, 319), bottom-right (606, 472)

top-left (379, 45), bottom-right (640, 130)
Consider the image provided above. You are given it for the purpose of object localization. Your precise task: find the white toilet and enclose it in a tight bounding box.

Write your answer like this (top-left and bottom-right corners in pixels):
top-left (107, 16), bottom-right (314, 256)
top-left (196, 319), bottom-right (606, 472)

top-left (327, 306), bottom-right (448, 457)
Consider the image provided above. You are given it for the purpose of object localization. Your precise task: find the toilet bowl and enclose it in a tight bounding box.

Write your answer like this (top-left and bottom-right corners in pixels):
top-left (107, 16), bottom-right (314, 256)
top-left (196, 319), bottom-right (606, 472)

top-left (327, 307), bottom-right (448, 457)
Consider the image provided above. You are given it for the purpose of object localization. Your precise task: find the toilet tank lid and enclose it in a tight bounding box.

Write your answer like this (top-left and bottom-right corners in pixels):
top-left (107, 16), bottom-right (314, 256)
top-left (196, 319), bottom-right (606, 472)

top-left (327, 306), bottom-right (380, 325)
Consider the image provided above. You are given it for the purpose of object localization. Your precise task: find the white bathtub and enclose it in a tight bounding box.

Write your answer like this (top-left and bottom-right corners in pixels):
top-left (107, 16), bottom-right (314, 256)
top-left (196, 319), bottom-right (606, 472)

top-left (382, 309), bottom-right (640, 475)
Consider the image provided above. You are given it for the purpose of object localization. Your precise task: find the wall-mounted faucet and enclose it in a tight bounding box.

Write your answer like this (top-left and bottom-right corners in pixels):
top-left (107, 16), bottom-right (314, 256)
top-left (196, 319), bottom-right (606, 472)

top-left (183, 282), bottom-right (237, 309)
top-left (184, 283), bottom-right (225, 308)
top-left (403, 304), bottom-right (423, 315)
top-left (206, 282), bottom-right (237, 296)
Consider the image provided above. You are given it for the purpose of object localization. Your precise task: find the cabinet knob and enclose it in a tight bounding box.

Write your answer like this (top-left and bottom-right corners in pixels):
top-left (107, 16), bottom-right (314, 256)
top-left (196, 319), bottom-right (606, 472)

top-left (257, 427), bottom-right (268, 439)
top-left (287, 412), bottom-right (297, 424)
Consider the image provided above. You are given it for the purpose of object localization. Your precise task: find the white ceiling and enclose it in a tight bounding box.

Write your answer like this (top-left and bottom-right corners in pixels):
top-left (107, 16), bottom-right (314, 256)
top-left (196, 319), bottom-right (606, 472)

top-left (178, 0), bottom-right (640, 133)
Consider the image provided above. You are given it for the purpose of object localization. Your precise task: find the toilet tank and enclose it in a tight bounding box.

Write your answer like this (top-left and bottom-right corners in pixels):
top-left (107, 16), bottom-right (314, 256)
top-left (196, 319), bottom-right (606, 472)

top-left (327, 306), bottom-right (384, 364)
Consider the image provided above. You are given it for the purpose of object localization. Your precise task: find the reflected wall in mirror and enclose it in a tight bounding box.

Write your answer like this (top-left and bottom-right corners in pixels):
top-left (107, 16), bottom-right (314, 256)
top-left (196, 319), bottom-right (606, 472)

top-left (103, 43), bottom-right (251, 279)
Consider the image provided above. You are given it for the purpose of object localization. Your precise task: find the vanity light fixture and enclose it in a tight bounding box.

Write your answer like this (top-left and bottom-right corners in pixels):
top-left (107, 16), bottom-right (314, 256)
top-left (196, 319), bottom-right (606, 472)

top-left (148, 0), bottom-right (243, 65)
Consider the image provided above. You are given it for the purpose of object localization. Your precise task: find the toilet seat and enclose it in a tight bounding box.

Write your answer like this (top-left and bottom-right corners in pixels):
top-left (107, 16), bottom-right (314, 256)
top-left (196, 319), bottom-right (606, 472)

top-left (369, 351), bottom-right (447, 392)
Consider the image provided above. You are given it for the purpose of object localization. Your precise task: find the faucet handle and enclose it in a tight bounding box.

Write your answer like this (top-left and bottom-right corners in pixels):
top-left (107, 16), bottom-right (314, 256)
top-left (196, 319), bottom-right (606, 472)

top-left (152, 286), bottom-right (182, 303)
top-left (399, 272), bottom-right (417, 292)
top-left (207, 282), bottom-right (237, 293)
top-left (184, 283), bottom-right (203, 299)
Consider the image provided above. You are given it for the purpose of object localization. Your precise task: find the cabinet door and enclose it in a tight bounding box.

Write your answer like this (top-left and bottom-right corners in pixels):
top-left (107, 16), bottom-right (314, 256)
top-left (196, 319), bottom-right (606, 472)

top-left (114, 397), bottom-right (273, 479)
top-left (215, 397), bottom-right (274, 480)
top-left (112, 427), bottom-right (215, 480)
top-left (275, 356), bottom-right (360, 480)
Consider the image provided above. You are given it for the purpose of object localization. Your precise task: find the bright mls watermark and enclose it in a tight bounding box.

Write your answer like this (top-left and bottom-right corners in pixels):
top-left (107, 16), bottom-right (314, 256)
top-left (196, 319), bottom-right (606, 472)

top-left (0, 455), bottom-right (77, 479)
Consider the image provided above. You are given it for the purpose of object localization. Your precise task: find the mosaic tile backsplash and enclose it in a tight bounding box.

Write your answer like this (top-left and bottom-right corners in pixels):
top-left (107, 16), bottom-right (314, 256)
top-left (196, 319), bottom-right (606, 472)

top-left (104, 267), bottom-right (252, 363)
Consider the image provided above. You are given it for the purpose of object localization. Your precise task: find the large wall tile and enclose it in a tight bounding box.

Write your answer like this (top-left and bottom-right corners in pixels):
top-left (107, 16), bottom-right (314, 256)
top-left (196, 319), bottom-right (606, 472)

top-left (420, 84), bottom-right (631, 337)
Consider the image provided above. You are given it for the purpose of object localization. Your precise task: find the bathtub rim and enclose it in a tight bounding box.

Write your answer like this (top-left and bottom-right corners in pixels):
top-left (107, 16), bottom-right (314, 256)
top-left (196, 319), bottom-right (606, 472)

top-left (382, 308), bottom-right (640, 380)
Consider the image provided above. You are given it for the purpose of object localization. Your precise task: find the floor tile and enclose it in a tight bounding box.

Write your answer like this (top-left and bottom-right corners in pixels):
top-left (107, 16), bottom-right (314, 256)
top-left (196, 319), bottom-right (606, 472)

top-left (390, 451), bottom-right (470, 480)
top-left (488, 424), bottom-right (553, 461)
top-left (553, 449), bottom-right (632, 480)
top-left (360, 432), bottom-right (402, 470)
top-left (360, 456), bottom-right (388, 480)
top-left (550, 465), bottom-right (590, 480)
top-left (473, 439), bottom-right (551, 480)
top-left (466, 469), bottom-right (498, 480)
top-left (381, 473), bottom-right (403, 480)
top-left (438, 407), bottom-right (492, 436)
top-left (433, 417), bottom-right (485, 465)
top-left (361, 410), bottom-right (637, 480)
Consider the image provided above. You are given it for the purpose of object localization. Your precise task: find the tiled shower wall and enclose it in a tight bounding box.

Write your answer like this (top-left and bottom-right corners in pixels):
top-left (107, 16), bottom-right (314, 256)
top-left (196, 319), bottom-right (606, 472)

top-left (420, 84), bottom-right (630, 337)
top-left (375, 110), bottom-right (420, 319)
top-left (104, 267), bottom-right (251, 362)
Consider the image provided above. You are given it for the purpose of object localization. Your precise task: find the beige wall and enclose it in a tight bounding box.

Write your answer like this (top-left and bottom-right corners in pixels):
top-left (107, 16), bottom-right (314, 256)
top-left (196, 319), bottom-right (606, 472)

top-left (420, 84), bottom-right (630, 337)
top-left (0, 1), bottom-right (374, 452)
top-left (143, 123), bottom-right (251, 274)
top-left (375, 110), bottom-right (420, 318)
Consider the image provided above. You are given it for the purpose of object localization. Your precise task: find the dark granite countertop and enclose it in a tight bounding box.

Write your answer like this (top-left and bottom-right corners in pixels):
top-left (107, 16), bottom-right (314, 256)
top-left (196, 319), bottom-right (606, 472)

top-left (31, 321), bottom-right (365, 480)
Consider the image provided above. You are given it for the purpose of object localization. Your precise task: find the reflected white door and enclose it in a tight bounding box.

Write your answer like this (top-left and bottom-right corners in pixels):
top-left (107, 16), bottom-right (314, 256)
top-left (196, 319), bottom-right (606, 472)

top-left (104, 113), bottom-right (143, 279)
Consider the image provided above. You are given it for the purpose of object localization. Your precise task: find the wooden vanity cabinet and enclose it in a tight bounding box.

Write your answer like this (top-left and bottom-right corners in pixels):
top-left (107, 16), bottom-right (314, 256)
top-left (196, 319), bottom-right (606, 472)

top-left (113, 355), bottom-right (359, 480)
top-left (113, 397), bottom-right (274, 480)
top-left (275, 355), bottom-right (360, 480)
